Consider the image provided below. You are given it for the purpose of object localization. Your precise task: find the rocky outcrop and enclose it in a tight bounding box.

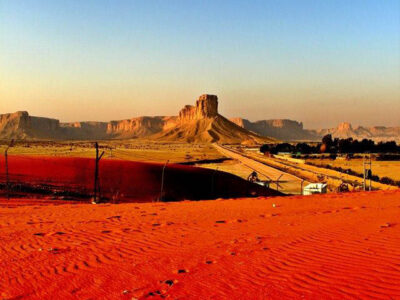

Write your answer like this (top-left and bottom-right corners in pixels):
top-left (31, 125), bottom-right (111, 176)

top-left (0, 94), bottom-right (272, 143)
top-left (231, 118), bottom-right (400, 142)
top-left (155, 95), bottom-right (272, 143)
top-left (3, 96), bottom-right (398, 142)
top-left (231, 118), bottom-right (317, 141)
top-left (315, 123), bottom-right (400, 141)
top-left (0, 111), bottom-right (60, 139)
top-left (179, 94), bottom-right (218, 121)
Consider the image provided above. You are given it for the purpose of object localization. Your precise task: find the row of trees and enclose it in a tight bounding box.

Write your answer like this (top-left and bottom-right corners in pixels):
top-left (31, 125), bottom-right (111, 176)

top-left (260, 135), bottom-right (400, 155)
top-left (321, 135), bottom-right (400, 154)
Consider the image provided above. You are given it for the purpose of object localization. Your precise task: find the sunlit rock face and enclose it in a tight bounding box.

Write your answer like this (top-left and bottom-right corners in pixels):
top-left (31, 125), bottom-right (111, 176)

top-left (0, 111), bottom-right (60, 139)
top-left (179, 94), bottom-right (218, 121)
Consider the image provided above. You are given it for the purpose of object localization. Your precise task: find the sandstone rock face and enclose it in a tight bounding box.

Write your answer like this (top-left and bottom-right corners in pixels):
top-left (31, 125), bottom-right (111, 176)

top-left (196, 94), bottom-right (218, 118)
top-left (231, 117), bottom-right (400, 142)
top-left (337, 122), bottom-right (353, 131)
top-left (106, 116), bottom-right (178, 138)
top-left (315, 122), bottom-right (400, 141)
top-left (2, 94), bottom-right (398, 142)
top-left (0, 111), bottom-right (60, 139)
top-left (231, 118), bottom-right (315, 141)
top-left (179, 94), bottom-right (218, 121)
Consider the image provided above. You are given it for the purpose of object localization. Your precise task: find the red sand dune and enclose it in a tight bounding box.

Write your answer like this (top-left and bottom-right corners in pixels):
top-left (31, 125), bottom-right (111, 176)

top-left (1, 190), bottom-right (400, 299)
top-left (0, 155), bottom-right (281, 202)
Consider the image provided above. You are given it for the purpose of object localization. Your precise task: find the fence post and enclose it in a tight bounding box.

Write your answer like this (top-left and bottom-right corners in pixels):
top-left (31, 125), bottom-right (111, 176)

top-left (159, 160), bottom-right (169, 202)
top-left (276, 174), bottom-right (283, 192)
top-left (93, 142), bottom-right (105, 204)
top-left (5, 140), bottom-right (14, 201)
top-left (300, 179), bottom-right (304, 195)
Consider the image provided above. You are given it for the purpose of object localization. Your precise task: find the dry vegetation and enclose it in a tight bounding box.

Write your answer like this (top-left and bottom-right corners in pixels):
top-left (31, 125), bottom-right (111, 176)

top-left (239, 150), bottom-right (396, 192)
top-left (307, 159), bottom-right (400, 181)
top-left (0, 140), bottom-right (224, 163)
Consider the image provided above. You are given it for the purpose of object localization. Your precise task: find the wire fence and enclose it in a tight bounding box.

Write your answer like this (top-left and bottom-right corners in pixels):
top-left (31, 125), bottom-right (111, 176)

top-left (0, 143), bottom-right (284, 203)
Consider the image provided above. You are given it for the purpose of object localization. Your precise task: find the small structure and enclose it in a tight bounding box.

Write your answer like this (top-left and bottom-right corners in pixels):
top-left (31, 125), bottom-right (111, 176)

top-left (303, 183), bottom-right (327, 195)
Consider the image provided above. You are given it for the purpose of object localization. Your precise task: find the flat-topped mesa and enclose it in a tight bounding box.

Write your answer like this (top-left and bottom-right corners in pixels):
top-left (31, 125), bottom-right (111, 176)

top-left (179, 94), bottom-right (219, 121)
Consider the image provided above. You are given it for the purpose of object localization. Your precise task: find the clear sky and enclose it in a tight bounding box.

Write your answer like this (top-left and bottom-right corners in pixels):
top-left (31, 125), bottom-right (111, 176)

top-left (1, 0), bottom-right (399, 129)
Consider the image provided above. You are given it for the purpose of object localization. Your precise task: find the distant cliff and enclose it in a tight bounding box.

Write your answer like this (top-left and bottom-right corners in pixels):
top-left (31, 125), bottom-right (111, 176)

top-left (0, 95), bottom-right (273, 144)
top-left (231, 118), bottom-right (400, 142)
top-left (315, 122), bottom-right (400, 142)
top-left (0, 111), bottom-right (60, 139)
top-left (2, 98), bottom-right (399, 142)
top-left (230, 118), bottom-right (317, 141)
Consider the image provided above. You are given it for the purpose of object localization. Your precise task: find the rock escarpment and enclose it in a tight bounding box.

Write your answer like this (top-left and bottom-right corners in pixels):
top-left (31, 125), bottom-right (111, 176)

top-left (178, 94), bottom-right (218, 121)
top-left (315, 122), bottom-right (400, 141)
top-left (0, 111), bottom-right (60, 139)
top-left (154, 94), bottom-right (272, 143)
top-left (3, 95), bottom-right (398, 142)
top-left (0, 94), bottom-right (273, 143)
top-left (231, 118), bottom-right (317, 141)
top-left (232, 117), bottom-right (400, 142)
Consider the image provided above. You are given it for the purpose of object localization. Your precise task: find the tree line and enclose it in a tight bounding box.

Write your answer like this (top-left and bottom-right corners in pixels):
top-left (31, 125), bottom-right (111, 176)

top-left (260, 135), bottom-right (400, 155)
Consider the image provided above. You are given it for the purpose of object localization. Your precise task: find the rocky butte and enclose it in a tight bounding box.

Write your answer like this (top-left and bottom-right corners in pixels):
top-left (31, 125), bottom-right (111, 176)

top-left (179, 94), bottom-right (218, 121)
top-left (0, 95), bottom-right (272, 143)
top-left (2, 95), bottom-right (399, 142)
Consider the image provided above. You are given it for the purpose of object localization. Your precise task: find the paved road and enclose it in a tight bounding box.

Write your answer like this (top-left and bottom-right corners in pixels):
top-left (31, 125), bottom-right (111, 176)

top-left (213, 144), bottom-right (305, 194)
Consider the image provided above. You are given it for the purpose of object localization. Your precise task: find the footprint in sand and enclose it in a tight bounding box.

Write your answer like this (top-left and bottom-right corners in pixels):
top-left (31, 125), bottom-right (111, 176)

top-left (163, 279), bottom-right (177, 286)
top-left (381, 222), bottom-right (395, 228)
top-left (215, 220), bottom-right (226, 224)
top-left (33, 232), bottom-right (46, 236)
top-left (236, 219), bottom-right (248, 223)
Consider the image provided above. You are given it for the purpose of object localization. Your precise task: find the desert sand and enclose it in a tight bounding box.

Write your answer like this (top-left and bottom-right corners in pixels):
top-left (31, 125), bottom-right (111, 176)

top-left (1, 190), bottom-right (400, 299)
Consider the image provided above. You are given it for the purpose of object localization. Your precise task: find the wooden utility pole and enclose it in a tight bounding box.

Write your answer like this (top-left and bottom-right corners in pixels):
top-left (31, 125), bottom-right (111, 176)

top-left (93, 142), bottom-right (105, 204)
top-left (159, 160), bottom-right (169, 202)
top-left (4, 140), bottom-right (14, 201)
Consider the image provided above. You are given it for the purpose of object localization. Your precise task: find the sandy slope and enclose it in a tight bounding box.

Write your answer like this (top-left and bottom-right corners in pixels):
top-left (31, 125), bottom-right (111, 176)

top-left (152, 115), bottom-right (273, 144)
top-left (1, 191), bottom-right (400, 299)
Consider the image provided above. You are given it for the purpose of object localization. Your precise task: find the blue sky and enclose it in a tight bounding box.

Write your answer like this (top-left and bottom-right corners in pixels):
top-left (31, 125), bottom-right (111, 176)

top-left (1, 0), bottom-right (399, 128)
